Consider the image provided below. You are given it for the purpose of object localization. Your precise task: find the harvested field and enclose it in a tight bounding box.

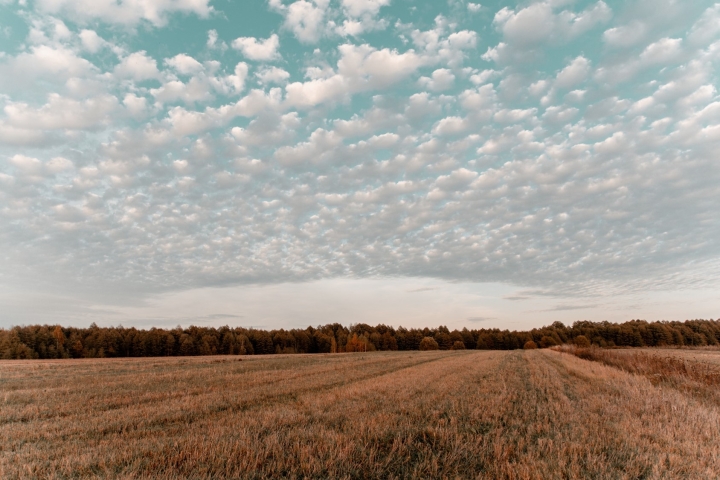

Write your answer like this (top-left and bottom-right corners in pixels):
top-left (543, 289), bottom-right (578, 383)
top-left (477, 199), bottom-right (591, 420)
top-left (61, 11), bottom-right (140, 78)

top-left (2, 350), bottom-right (720, 479)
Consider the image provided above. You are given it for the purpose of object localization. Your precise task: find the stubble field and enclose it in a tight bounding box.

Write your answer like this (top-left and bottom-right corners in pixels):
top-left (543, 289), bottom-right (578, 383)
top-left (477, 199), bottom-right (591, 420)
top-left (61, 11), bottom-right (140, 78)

top-left (2, 349), bottom-right (720, 479)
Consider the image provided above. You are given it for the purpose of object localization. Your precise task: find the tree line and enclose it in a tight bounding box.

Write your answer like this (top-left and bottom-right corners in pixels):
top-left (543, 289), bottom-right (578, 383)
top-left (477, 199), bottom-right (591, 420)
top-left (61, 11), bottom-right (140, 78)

top-left (1, 319), bottom-right (719, 359)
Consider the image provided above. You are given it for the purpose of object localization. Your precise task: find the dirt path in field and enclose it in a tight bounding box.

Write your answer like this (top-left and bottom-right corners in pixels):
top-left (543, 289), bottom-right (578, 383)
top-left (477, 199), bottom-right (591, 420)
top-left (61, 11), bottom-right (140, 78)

top-left (2, 351), bottom-right (720, 479)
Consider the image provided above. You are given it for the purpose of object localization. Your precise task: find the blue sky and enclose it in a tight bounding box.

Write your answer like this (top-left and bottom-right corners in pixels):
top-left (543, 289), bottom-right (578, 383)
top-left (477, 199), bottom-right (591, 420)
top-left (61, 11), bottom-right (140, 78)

top-left (1, 0), bottom-right (720, 329)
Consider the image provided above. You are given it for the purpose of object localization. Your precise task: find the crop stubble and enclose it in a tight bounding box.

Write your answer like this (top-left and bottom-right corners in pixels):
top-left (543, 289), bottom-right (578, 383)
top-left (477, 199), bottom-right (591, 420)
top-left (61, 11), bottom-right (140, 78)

top-left (1, 349), bottom-right (719, 479)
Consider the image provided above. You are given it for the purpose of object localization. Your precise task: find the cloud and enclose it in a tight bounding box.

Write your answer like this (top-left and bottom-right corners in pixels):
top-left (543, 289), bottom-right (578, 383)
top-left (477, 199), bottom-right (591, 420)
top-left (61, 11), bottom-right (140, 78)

top-left (418, 68), bottom-right (455, 91)
top-left (79, 29), bottom-right (107, 53)
top-left (340, 0), bottom-right (388, 18)
top-left (494, 1), bottom-right (611, 46)
top-left (270, 0), bottom-right (330, 44)
top-left (543, 304), bottom-right (599, 312)
top-left (114, 51), bottom-right (160, 81)
top-left (407, 287), bottom-right (437, 293)
top-left (688, 4), bottom-right (720, 46)
top-left (603, 22), bottom-right (647, 48)
top-left (486, 1), bottom-right (611, 64)
top-left (35, 0), bottom-right (213, 26)
top-left (555, 56), bottom-right (591, 89)
top-left (1, 0), bottom-right (720, 319)
top-left (256, 66), bottom-right (291, 85)
top-left (165, 54), bottom-right (204, 75)
top-left (4, 94), bottom-right (118, 130)
top-left (232, 34), bottom-right (281, 61)
top-left (285, 43), bottom-right (427, 107)
top-left (639, 38), bottom-right (683, 65)
top-left (467, 317), bottom-right (495, 322)
top-left (467, 3), bottom-right (481, 14)
top-left (0, 45), bottom-right (96, 90)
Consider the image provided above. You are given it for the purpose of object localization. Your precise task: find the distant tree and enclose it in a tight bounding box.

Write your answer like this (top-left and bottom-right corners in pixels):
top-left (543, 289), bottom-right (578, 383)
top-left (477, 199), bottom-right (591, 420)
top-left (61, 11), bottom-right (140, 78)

top-left (345, 334), bottom-right (368, 352)
top-left (523, 340), bottom-right (538, 350)
top-left (461, 328), bottom-right (476, 349)
top-left (434, 332), bottom-right (452, 350)
top-left (380, 331), bottom-right (398, 351)
top-left (53, 326), bottom-right (65, 350)
top-left (179, 334), bottom-right (195, 356)
top-left (69, 335), bottom-right (84, 358)
top-left (236, 334), bottom-right (253, 355)
top-left (450, 341), bottom-right (466, 350)
top-left (419, 337), bottom-right (439, 351)
top-left (574, 335), bottom-right (591, 348)
top-left (3, 318), bottom-right (720, 359)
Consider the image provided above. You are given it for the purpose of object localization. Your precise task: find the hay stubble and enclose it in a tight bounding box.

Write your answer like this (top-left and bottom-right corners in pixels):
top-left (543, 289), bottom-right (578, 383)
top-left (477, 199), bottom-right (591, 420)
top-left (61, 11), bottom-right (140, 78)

top-left (2, 350), bottom-right (720, 478)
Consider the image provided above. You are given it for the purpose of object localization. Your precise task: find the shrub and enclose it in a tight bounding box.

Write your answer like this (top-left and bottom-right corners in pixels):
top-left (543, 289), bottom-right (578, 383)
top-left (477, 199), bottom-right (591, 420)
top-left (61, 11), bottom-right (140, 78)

top-left (523, 341), bottom-right (537, 350)
top-left (419, 337), bottom-right (439, 350)
top-left (574, 335), bottom-right (591, 348)
top-left (450, 341), bottom-right (466, 350)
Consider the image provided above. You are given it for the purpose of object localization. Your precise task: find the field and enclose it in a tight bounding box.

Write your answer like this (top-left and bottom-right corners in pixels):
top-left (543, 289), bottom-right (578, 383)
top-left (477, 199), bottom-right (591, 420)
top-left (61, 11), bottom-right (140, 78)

top-left (2, 349), bottom-right (720, 479)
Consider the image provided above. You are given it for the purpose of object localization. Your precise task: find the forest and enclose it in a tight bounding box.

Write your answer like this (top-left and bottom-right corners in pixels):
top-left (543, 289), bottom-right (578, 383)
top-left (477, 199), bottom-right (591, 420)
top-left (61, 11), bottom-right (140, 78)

top-left (2, 318), bottom-right (719, 359)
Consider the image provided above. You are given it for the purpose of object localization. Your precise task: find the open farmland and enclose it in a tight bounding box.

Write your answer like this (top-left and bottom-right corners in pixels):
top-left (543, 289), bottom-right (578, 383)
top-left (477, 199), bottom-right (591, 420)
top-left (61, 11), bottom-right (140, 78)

top-left (2, 350), bottom-right (720, 479)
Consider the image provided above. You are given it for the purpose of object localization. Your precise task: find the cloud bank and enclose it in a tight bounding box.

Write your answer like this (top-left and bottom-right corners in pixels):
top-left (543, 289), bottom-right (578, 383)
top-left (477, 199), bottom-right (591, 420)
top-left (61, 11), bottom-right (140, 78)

top-left (1, 0), bottom-right (720, 326)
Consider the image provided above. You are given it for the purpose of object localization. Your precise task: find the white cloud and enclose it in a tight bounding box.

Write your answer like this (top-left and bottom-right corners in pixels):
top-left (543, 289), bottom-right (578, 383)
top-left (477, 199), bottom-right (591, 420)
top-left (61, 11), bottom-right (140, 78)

top-left (418, 68), bottom-right (455, 91)
top-left (542, 105), bottom-right (579, 124)
top-left (123, 94), bottom-right (148, 118)
top-left (165, 54), bottom-right (204, 75)
top-left (467, 3), bottom-right (481, 13)
top-left (639, 38), bottom-right (683, 65)
top-left (256, 66), bottom-right (291, 85)
top-left (494, 1), bottom-right (611, 46)
top-left (221, 62), bottom-right (249, 94)
top-left (493, 108), bottom-right (537, 123)
top-left (274, 127), bottom-right (342, 165)
top-left (493, 4), bottom-right (554, 47)
top-left (487, 2), bottom-right (610, 64)
top-left (271, 0), bottom-right (330, 44)
top-left (341, 0), bottom-right (388, 18)
top-left (79, 29), bottom-right (107, 53)
top-left (114, 51), bottom-right (160, 81)
top-left (232, 34), bottom-right (281, 61)
top-left (555, 56), bottom-right (591, 89)
top-left (9, 154), bottom-right (43, 173)
top-left (432, 116), bottom-right (468, 135)
top-left (0, 46), bottom-right (96, 89)
top-left (460, 83), bottom-right (497, 110)
top-left (4, 94), bottom-right (118, 130)
top-left (688, 4), bottom-right (720, 46)
top-left (35, 0), bottom-right (213, 26)
top-left (151, 78), bottom-right (214, 104)
top-left (603, 22), bottom-right (647, 48)
top-left (47, 157), bottom-right (74, 173)
top-left (285, 43), bottom-right (426, 107)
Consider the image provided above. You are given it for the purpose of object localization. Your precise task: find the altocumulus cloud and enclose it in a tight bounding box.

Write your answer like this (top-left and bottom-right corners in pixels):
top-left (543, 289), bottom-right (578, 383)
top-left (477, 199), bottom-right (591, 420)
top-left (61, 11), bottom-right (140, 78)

top-left (1, 0), bottom-right (720, 326)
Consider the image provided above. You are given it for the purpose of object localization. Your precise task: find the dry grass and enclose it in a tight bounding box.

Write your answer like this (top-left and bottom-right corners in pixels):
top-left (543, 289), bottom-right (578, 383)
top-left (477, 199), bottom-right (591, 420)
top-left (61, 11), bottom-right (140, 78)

top-left (2, 350), bottom-right (720, 479)
top-left (556, 345), bottom-right (720, 405)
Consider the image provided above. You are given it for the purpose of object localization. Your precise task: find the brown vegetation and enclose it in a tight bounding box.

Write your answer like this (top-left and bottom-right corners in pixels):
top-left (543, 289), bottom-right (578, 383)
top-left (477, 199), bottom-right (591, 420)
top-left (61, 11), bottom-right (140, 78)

top-left (418, 336), bottom-right (439, 350)
top-left (3, 318), bottom-right (720, 359)
top-left (557, 345), bottom-right (720, 404)
top-left (2, 349), bottom-right (720, 478)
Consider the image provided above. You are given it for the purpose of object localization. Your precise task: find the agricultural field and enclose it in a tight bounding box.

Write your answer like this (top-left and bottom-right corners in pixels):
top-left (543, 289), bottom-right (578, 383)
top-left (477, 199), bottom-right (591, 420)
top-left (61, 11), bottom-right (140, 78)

top-left (2, 349), bottom-right (720, 479)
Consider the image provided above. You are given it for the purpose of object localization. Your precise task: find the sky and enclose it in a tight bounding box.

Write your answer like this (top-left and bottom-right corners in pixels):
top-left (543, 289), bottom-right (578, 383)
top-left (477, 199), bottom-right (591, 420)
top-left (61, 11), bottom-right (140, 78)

top-left (1, 0), bottom-right (719, 331)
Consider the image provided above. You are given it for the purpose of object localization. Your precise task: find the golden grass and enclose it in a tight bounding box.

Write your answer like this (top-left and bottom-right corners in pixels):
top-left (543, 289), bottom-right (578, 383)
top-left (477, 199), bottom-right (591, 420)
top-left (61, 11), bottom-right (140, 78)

top-left (2, 350), bottom-right (720, 479)
top-left (556, 345), bottom-right (720, 405)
